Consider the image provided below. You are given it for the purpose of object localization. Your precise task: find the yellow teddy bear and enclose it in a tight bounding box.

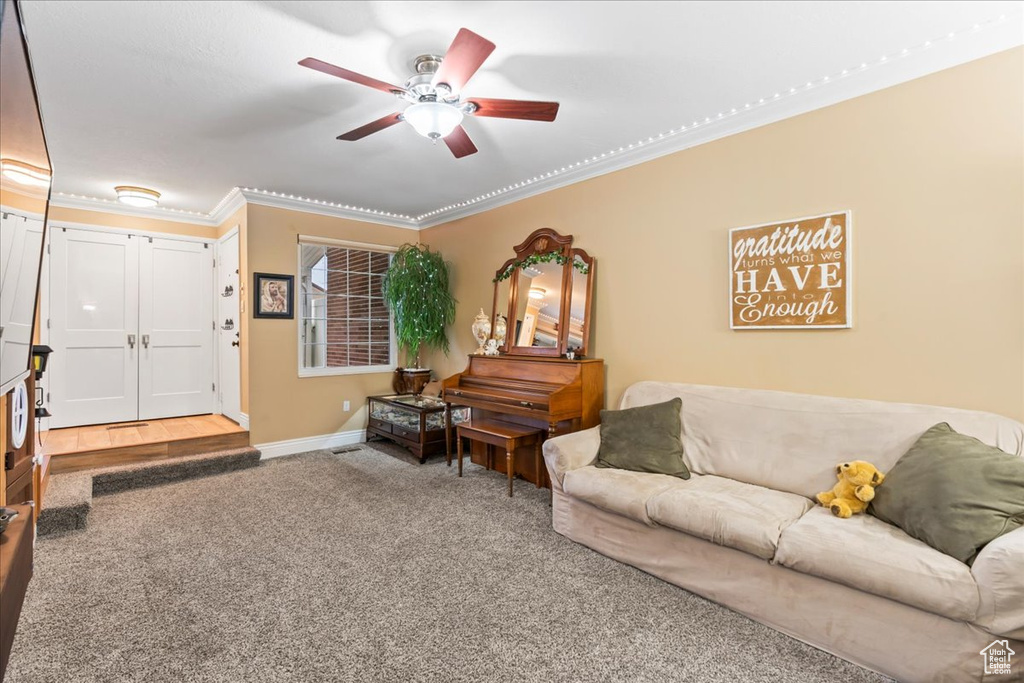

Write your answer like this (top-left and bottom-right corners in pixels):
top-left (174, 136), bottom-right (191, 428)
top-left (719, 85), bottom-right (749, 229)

top-left (816, 460), bottom-right (886, 518)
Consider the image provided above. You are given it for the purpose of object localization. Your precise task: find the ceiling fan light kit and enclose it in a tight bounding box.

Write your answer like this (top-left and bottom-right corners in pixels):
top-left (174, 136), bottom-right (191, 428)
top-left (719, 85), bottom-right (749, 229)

top-left (403, 101), bottom-right (464, 141)
top-left (299, 28), bottom-right (560, 158)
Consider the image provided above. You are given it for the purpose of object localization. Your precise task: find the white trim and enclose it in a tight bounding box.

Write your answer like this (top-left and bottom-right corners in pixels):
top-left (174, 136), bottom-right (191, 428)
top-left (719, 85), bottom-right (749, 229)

top-left (298, 364), bottom-right (397, 378)
top-left (50, 193), bottom-right (219, 227)
top-left (209, 187), bottom-right (246, 225)
top-left (238, 412), bottom-right (250, 430)
top-left (296, 239), bottom-right (398, 378)
top-left (241, 189), bottom-right (418, 230)
top-left (297, 234), bottom-right (399, 253)
top-left (256, 428), bottom-right (365, 459)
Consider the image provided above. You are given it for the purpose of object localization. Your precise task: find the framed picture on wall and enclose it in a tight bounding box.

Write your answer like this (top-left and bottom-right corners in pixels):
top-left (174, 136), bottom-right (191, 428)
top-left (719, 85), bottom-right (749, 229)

top-left (254, 272), bottom-right (294, 319)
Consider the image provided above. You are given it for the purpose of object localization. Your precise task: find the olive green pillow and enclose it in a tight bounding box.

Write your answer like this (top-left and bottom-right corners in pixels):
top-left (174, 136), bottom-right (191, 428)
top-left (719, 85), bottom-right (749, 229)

top-left (596, 397), bottom-right (689, 479)
top-left (870, 422), bottom-right (1024, 565)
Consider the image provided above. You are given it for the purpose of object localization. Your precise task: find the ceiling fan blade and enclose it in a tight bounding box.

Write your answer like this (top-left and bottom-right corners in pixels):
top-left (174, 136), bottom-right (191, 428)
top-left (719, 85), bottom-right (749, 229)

top-left (467, 98), bottom-right (559, 122)
top-left (337, 112), bottom-right (404, 141)
top-left (299, 57), bottom-right (407, 96)
top-left (444, 126), bottom-right (478, 159)
top-left (432, 28), bottom-right (495, 93)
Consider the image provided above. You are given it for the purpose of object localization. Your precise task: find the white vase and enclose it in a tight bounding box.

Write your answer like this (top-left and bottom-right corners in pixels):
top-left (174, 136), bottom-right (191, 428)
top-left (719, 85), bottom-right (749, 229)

top-left (471, 308), bottom-right (491, 355)
top-left (493, 313), bottom-right (507, 347)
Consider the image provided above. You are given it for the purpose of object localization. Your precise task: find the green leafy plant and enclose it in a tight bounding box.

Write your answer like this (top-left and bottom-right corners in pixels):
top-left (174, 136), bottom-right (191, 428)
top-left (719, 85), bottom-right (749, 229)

top-left (382, 243), bottom-right (457, 367)
top-left (493, 251), bottom-right (589, 282)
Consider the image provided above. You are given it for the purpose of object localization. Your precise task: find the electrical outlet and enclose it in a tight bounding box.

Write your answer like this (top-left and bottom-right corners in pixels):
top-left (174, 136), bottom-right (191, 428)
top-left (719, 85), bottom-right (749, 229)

top-left (343, 400), bottom-right (350, 411)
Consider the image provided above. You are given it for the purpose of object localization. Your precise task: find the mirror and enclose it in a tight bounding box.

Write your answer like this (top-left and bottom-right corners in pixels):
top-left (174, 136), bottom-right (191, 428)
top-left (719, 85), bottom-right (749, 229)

top-left (566, 249), bottom-right (595, 356)
top-left (513, 259), bottom-right (562, 348)
top-left (491, 228), bottom-right (595, 357)
top-left (0, 0), bottom-right (53, 393)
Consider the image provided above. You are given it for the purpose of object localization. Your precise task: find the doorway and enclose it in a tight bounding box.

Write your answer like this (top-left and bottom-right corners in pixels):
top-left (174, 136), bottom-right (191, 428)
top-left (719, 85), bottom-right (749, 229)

top-left (216, 227), bottom-right (241, 425)
top-left (46, 227), bottom-right (215, 428)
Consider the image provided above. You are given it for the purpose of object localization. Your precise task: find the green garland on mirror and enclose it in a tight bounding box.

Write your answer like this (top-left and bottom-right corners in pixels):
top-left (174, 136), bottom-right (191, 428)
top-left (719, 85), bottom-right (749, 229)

top-left (382, 244), bottom-right (457, 367)
top-left (493, 251), bottom-right (589, 282)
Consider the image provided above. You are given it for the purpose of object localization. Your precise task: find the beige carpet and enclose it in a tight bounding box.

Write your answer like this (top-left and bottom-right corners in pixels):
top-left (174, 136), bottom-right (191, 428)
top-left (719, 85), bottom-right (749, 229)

top-left (7, 445), bottom-right (892, 682)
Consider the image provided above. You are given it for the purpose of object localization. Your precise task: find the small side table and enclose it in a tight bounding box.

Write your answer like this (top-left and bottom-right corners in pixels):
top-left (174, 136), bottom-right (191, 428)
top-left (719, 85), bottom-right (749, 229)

top-left (455, 419), bottom-right (544, 497)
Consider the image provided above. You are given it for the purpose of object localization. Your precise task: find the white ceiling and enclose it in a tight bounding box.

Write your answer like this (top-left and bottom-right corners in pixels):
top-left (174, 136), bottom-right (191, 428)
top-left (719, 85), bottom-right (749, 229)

top-left (18, 1), bottom-right (1024, 227)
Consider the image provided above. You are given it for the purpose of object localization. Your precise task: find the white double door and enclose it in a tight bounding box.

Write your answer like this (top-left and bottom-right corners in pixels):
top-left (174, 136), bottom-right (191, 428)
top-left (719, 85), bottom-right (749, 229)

top-left (49, 228), bottom-right (214, 428)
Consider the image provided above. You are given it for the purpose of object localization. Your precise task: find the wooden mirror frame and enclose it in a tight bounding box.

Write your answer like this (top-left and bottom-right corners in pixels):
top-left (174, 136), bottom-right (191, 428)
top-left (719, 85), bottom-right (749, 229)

top-left (490, 228), bottom-right (595, 357)
top-left (566, 247), bottom-right (596, 357)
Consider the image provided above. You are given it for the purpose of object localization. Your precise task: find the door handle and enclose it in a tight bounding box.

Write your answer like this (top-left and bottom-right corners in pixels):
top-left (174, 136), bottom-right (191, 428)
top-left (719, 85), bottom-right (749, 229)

top-left (128, 334), bottom-right (136, 349)
top-left (142, 334), bottom-right (150, 349)
top-left (231, 340), bottom-right (240, 347)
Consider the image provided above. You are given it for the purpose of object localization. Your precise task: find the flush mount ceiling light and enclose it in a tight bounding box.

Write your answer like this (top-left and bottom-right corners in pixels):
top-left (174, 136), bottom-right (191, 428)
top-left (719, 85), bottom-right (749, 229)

top-left (114, 185), bottom-right (161, 208)
top-left (0, 159), bottom-right (50, 188)
top-left (528, 287), bottom-right (546, 300)
top-left (402, 101), bottom-right (464, 140)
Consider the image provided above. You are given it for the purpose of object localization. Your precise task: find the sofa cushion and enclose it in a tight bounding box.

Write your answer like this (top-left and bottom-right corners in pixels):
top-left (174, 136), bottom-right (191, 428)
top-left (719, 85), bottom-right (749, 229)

top-left (647, 475), bottom-right (813, 560)
top-left (869, 422), bottom-right (1024, 565)
top-left (596, 398), bottom-right (689, 479)
top-left (562, 466), bottom-right (681, 526)
top-left (775, 507), bottom-right (979, 621)
top-left (618, 382), bottom-right (1024, 501)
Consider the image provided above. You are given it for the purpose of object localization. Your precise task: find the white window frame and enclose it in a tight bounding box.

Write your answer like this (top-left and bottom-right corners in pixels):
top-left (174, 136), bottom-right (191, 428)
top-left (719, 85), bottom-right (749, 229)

top-left (296, 235), bottom-right (398, 378)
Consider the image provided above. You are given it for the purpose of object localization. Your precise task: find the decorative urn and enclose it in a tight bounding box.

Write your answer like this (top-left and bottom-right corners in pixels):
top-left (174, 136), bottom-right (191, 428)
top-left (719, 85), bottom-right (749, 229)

top-left (471, 308), bottom-right (491, 355)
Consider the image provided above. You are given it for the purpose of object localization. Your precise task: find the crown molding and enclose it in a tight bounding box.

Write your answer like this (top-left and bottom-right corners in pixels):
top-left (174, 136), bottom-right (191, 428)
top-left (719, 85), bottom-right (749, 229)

top-left (237, 188), bottom-right (419, 230)
top-left (41, 13), bottom-right (1018, 233)
top-left (415, 15), bottom-right (1020, 229)
top-left (50, 192), bottom-right (222, 226)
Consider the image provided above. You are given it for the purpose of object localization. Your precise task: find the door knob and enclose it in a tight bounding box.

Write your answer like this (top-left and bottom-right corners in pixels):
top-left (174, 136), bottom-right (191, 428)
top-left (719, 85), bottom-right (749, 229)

top-left (128, 334), bottom-right (136, 349)
top-left (231, 340), bottom-right (240, 347)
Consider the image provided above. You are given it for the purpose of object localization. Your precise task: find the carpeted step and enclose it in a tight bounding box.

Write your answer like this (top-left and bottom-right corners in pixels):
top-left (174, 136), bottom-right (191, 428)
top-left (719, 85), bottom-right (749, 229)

top-left (91, 447), bottom-right (262, 496)
top-left (37, 472), bottom-right (92, 537)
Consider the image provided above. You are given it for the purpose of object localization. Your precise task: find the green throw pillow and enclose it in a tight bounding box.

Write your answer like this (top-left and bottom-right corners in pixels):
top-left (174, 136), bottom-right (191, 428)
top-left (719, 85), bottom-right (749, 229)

top-left (596, 397), bottom-right (689, 479)
top-left (869, 422), bottom-right (1024, 565)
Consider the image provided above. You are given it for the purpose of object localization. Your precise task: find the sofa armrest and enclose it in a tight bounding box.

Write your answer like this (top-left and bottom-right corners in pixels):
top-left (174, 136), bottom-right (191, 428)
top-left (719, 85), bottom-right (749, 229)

top-left (543, 427), bottom-right (601, 487)
top-left (972, 525), bottom-right (1024, 639)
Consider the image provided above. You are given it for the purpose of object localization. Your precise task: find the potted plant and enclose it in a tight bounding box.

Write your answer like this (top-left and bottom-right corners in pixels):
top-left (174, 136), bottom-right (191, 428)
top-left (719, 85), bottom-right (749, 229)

top-left (382, 243), bottom-right (457, 394)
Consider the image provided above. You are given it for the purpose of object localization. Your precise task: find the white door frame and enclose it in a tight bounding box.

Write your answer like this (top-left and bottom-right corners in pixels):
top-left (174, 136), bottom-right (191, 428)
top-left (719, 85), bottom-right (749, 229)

top-left (214, 225), bottom-right (243, 428)
top-left (38, 220), bottom-right (222, 428)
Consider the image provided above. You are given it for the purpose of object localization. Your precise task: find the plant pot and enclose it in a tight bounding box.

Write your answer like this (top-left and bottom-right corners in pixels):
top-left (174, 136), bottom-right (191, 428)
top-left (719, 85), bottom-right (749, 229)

top-left (393, 367), bottom-right (432, 395)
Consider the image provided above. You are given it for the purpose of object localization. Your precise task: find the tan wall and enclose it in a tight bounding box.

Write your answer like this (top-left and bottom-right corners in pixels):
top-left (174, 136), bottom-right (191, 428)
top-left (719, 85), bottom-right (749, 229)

top-left (245, 203), bottom-right (417, 444)
top-left (0, 187), bottom-right (47, 215)
top-left (47, 204), bottom-right (217, 240)
top-left (421, 49), bottom-right (1024, 420)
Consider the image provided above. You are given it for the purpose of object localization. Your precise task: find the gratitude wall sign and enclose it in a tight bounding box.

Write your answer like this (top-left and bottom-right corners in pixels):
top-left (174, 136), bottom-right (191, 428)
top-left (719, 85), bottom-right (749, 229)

top-left (730, 212), bottom-right (852, 329)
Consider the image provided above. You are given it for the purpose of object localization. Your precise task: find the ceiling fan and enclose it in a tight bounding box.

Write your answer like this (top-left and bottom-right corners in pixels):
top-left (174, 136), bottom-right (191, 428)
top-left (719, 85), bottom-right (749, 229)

top-left (299, 28), bottom-right (559, 159)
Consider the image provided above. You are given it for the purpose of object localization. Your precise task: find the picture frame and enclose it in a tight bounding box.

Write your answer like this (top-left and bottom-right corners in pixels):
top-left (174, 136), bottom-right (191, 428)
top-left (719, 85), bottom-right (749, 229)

top-left (253, 272), bottom-right (294, 319)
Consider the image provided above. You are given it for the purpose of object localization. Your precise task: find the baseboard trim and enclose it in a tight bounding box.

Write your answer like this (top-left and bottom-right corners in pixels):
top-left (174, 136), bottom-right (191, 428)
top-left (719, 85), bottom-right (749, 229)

top-left (238, 413), bottom-right (250, 430)
top-left (255, 429), bottom-right (366, 460)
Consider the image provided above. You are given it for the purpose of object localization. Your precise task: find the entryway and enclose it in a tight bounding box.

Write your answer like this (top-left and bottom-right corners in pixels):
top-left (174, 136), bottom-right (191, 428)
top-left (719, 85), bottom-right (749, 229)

top-left (41, 414), bottom-right (249, 473)
top-left (43, 225), bottom-right (233, 429)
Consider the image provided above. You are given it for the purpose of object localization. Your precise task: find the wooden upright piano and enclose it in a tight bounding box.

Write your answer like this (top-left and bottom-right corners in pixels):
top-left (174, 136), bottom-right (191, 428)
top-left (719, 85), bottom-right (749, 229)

top-left (443, 355), bottom-right (604, 487)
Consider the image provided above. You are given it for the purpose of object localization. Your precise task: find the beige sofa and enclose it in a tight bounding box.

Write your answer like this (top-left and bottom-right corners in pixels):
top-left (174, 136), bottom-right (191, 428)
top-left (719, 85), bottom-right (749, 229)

top-left (543, 382), bottom-right (1024, 683)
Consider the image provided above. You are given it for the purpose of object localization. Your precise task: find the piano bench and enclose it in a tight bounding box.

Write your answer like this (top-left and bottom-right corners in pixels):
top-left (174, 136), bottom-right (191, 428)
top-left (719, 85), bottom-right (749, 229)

top-left (454, 420), bottom-right (544, 497)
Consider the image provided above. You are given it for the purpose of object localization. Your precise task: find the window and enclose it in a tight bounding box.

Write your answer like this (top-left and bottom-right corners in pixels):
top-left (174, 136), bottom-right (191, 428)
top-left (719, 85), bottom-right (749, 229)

top-left (298, 238), bottom-right (395, 376)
